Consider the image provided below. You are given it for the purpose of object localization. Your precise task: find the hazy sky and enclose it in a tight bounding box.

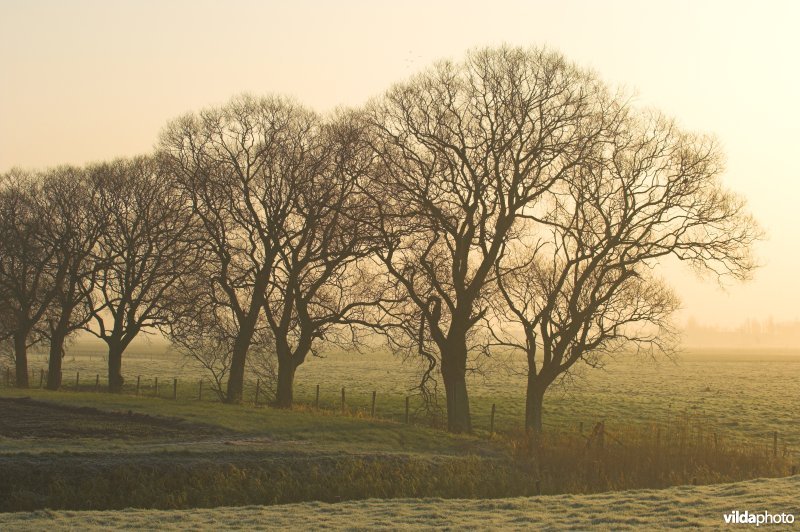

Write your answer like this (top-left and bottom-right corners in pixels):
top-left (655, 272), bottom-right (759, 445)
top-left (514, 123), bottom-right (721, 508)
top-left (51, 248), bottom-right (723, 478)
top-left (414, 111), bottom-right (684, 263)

top-left (1, 0), bottom-right (798, 328)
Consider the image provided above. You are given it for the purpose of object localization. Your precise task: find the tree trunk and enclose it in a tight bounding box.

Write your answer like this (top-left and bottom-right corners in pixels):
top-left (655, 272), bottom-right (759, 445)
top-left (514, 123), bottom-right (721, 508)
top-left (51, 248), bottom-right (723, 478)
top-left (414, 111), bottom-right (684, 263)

top-left (525, 374), bottom-right (547, 434)
top-left (13, 332), bottom-right (28, 388)
top-left (225, 315), bottom-right (258, 404)
top-left (443, 371), bottom-right (471, 433)
top-left (107, 342), bottom-right (124, 393)
top-left (275, 355), bottom-right (297, 409)
top-left (46, 328), bottom-right (67, 390)
top-left (440, 339), bottom-right (471, 433)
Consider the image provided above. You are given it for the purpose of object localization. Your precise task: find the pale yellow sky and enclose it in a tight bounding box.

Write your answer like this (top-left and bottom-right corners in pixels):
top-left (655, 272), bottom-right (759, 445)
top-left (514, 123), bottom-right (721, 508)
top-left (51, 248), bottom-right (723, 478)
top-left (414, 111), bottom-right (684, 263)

top-left (1, 0), bottom-right (798, 328)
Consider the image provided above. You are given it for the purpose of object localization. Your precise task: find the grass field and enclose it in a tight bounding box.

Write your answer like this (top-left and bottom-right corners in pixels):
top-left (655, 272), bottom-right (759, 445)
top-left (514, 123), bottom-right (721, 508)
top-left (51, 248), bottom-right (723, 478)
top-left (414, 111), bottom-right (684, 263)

top-left (1, 475), bottom-right (797, 530)
top-left (0, 386), bottom-right (793, 512)
top-left (11, 345), bottom-right (800, 451)
top-left (1, 345), bottom-right (797, 517)
top-left (0, 391), bottom-right (485, 457)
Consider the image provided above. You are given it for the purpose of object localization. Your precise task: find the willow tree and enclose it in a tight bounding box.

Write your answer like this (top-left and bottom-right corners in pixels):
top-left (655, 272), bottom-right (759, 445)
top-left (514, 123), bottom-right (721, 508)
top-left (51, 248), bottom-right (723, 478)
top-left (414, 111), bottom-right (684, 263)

top-left (492, 112), bottom-right (760, 432)
top-left (366, 46), bottom-right (613, 433)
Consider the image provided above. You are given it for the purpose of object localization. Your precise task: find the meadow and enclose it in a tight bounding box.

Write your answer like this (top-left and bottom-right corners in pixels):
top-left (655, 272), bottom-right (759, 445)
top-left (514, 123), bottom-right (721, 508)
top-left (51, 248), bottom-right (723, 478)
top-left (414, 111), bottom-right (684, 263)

top-left (1, 344), bottom-right (796, 516)
top-left (16, 343), bottom-right (800, 451)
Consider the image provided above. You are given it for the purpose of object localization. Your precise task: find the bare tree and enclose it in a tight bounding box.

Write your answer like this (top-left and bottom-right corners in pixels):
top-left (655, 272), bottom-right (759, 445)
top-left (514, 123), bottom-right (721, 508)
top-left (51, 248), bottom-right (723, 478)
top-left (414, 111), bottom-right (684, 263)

top-left (84, 156), bottom-right (200, 393)
top-left (0, 172), bottom-right (63, 387)
top-left (33, 167), bottom-right (102, 389)
top-left (366, 46), bottom-right (611, 433)
top-left (169, 304), bottom-right (277, 401)
top-left (262, 111), bottom-right (389, 408)
top-left (160, 95), bottom-right (322, 403)
top-left (492, 111), bottom-right (760, 432)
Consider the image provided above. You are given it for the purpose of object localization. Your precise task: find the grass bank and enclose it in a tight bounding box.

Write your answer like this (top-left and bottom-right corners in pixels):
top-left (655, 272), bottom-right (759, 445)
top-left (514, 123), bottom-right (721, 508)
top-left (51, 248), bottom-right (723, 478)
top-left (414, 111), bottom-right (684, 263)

top-left (0, 389), bottom-right (794, 512)
top-left (2, 476), bottom-right (798, 531)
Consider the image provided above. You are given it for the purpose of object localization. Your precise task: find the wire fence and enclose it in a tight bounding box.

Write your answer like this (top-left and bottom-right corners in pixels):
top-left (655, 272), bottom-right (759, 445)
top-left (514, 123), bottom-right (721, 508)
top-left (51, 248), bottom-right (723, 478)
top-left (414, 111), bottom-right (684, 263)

top-left (2, 363), bottom-right (798, 466)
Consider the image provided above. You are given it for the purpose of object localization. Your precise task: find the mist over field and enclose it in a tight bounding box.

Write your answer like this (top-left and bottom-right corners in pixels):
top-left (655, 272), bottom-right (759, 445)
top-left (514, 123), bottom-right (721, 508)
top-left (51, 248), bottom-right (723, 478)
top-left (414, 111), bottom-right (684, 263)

top-left (60, 317), bottom-right (800, 352)
top-left (16, 339), bottom-right (799, 450)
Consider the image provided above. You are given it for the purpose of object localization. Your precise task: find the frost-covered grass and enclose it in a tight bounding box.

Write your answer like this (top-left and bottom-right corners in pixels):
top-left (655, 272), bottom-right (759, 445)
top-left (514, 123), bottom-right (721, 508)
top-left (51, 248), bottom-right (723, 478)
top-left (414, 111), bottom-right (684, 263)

top-left (2, 475), bottom-right (798, 530)
top-left (0, 388), bottom-right (483, 456)
top-left (2, 347), bottom-right (797, 515)
top-left (0, 391), bottom-right (792, 512)
top-left (11, 347), bottom-right (800, 452)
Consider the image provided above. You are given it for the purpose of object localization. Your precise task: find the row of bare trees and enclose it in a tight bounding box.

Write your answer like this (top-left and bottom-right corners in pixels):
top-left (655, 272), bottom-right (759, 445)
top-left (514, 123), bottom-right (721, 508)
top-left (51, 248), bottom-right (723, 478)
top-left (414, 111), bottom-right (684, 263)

top-left (0, 158), bottom-right (200, 391)
top-left (160, 98), bottom-right (393, 405)
top-left (0, 46), bottom-right (759, 433)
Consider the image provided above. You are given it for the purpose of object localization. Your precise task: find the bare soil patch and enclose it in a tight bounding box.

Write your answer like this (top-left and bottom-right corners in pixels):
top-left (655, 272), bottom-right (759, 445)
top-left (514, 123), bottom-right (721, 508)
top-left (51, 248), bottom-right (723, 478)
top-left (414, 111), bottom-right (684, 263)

top-left (0, 397), bottom-right (231, 440)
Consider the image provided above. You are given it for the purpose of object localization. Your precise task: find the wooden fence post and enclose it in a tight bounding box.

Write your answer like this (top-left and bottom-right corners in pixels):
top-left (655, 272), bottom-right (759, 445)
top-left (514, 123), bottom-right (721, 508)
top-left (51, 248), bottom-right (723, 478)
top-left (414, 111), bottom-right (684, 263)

top-left (315, 384), bottom-right (320, 408)
top-left (95, 374), bottom-right (99, 392)
top-left (154, 377), bottom-right (159, 396)
top-left (75, 372), bottom-right (80, 388)
top-left (255, 379), bottom-right (261, 405)
top-left (136, 375), bottom-right (141, 396)
top-left (173, 378), bottom-right (178, 400)
top-left (773, 431), bottom-right (778, 457)
top-left (198, 379), bottom-right (203, 401)
top-left (579, 421), bottom-right (584, 435)
top-left (405, 396), bottom-right (410, 424)
top-left (341, 387), bottom-right (346, 414)
top-left (535, 479), bottom-right (541, 495)
top-left (371, 391), bottom-right (376, 417)
top-left (490, 403), bottom-right (496, 436)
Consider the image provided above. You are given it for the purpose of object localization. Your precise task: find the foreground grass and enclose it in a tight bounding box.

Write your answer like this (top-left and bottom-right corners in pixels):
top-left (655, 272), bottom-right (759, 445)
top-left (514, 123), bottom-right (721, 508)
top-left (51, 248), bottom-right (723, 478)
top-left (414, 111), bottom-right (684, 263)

top-left (1, 439), bottom-right (788, 512)
top-left (2, 475), bottom-right (798, 530)
top-left (0, 388), bottom-right (794, 512)
top-left (13, 348), bottom-right (800, 450)
top-left (0, 388), bottom-right (484, 456)
top-left (0, 452), bottom-right (532, 512)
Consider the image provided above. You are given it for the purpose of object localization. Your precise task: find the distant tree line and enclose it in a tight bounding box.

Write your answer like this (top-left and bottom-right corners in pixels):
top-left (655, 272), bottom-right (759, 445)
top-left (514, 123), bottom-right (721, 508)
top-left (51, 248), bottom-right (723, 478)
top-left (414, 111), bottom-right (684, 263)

top-left (0, 46), bottom-right (759, 433)
top-left (683, 317), bottom-right (800, 349)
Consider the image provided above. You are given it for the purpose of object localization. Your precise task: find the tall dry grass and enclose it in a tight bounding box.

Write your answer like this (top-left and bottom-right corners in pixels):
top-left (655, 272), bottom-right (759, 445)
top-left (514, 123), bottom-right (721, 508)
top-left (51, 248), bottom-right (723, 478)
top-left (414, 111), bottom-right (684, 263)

top-left (2, 419), bottom-right (793, 512)
top-left (504, 417), bottom-right (794, 494)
